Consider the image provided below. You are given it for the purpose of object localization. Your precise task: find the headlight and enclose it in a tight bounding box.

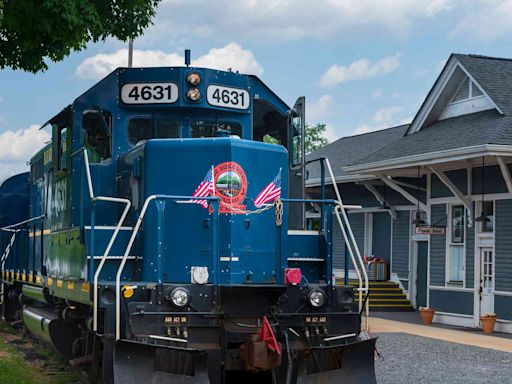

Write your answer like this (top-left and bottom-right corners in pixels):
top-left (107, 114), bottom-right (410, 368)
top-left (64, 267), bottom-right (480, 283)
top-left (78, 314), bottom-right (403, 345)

top-left (187, 88), bottom-right (201, 101)
top-left (170, 287), bottom-right (190, 307)
top-left (187, 73), bottom-right (201, 85)
top-left (308, 288), bottom-right (326, 308)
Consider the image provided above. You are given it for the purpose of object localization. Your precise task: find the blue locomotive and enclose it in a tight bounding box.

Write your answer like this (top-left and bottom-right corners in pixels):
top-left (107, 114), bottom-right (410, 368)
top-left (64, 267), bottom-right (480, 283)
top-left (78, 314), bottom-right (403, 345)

top-left (0, 53), bottom-right (376, 383)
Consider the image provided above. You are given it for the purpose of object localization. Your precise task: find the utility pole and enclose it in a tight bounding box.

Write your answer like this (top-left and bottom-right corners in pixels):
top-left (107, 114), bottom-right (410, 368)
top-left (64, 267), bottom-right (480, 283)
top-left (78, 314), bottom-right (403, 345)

top-left (128, 38), bottom-right (134, 67)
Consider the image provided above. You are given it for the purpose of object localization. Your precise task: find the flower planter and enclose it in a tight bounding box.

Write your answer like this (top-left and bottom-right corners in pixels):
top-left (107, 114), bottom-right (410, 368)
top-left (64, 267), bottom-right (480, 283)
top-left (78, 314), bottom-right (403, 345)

top-left (480, 314), bottom-right (497, 333)
top-left (419, 307), bottom-right (435, 325)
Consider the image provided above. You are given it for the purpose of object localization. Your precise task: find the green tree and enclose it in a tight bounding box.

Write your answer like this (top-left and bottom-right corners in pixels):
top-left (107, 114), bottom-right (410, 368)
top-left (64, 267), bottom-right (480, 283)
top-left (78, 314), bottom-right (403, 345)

top-left (263, 123), bottom-right (330, 153)
top-left (0, 0), bottom-right (160, 72)
top-left (305, 123), bottom-right (329, 153)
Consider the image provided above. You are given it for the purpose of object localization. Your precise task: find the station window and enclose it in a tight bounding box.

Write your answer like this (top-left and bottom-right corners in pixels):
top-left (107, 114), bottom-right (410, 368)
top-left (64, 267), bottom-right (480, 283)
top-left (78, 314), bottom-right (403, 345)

top-left (191, 120), bottom-right (242, 138)
top-left (128, 116), bottom-right (180, 144)
top-left (83, 110), bottom-right (112, 162)
top-left (448, 205), bottom-right (465, 284)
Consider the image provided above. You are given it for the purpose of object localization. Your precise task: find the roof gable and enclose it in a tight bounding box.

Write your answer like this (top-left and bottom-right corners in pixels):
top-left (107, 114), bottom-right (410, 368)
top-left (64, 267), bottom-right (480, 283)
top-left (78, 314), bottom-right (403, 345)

top-left (407, 54), bottom-right (502, 135)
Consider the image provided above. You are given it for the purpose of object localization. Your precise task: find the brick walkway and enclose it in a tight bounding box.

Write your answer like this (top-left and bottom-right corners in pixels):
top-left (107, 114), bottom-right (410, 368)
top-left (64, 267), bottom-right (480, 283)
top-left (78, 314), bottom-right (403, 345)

top-left (369, 311), bottom-right (512, 353)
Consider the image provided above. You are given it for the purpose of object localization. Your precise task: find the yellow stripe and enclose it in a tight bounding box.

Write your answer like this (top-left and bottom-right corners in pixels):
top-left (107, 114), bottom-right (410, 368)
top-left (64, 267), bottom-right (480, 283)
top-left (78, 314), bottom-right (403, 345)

top-left (368, 304), bottom-right (413, 307)
top-left (47, 277), bottom-right (53, 286)
top-left (28, 229), bottom-right (51, 237)
top-left (57, 280), bottom-right (63, 288)
top-left (67, 281), bottom-right (75, 290)
top-left (81, 283), bottom-right (90, 292)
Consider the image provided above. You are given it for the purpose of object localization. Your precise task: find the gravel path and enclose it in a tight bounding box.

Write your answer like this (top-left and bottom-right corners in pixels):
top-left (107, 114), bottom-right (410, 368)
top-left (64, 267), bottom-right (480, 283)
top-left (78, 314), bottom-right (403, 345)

top-left (375, 333), bottom-right (512, 384)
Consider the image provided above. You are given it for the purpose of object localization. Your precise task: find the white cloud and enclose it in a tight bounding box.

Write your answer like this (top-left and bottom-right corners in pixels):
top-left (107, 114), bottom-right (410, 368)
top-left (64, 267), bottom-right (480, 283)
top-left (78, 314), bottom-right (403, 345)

top-left (0, 125), bottom-right (50, 182)
top-left (320, 54), bottom-right (400, 88)
top-left (76, 43), bottom-right (263, 80)
top-left (307, 95), bottom-right (334, 123)
top-left (353, 106), bottom-right (409, 135)
top-left (323, 124), bottom-right (339, 142)
top-left (450, 0), bottom-right (512, 42)
top-left (373, 106), bottom-right (403, 123)
top-left (372, 89), bottom-right (383, 98)
top-left (150, 0), bottom-right (452, 43)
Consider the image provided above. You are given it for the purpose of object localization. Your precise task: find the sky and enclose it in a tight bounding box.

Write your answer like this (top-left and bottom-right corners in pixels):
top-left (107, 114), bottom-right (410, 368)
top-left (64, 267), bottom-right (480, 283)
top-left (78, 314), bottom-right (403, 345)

top-left (2, 0), bottom-right (512, 180)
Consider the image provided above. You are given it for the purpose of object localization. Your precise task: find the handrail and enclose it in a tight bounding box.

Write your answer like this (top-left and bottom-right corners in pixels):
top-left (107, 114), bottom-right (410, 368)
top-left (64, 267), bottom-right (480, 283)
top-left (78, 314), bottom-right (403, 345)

top-left (0, 215), bottom-right (45, 231)
top-left (324, 158), bottom-right (369, 329)
top-left (115, 194), bottom-right (220, 340)
top-left (1, 232), bottom-right (17, 271)
top-left (82, 149), bottom-right (133, 332)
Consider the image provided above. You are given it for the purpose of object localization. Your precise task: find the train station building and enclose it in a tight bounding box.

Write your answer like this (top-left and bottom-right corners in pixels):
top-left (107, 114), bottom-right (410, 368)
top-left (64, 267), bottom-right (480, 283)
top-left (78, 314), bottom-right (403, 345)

top-left (306, 53), bottom-right (512, 333)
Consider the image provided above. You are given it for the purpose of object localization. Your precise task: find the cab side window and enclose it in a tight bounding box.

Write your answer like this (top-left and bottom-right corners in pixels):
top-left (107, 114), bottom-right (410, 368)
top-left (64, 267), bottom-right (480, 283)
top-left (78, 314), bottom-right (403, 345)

top-left (252, 99), bottom-right (288, 147)
top-left (83, 110), bottom-right (112, 163)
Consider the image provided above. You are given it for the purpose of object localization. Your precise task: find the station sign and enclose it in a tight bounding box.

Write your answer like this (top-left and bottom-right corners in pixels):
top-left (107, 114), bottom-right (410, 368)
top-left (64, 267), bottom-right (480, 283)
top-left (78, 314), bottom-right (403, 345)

top-left (415, 226), bottom-right (445, 235)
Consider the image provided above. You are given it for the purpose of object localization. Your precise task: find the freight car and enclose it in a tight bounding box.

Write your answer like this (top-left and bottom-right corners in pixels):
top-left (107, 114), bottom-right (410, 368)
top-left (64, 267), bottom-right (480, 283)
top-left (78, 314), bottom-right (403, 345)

top-left (0, 54), bottom-right (375, 383)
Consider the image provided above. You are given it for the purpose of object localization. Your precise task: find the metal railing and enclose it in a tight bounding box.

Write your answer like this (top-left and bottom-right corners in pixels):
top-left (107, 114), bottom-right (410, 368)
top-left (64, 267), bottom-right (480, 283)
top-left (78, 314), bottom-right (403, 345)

top-left (82, 149), bottom-right (133, 332)
top-left (323, 158), bottom-right (369, 329)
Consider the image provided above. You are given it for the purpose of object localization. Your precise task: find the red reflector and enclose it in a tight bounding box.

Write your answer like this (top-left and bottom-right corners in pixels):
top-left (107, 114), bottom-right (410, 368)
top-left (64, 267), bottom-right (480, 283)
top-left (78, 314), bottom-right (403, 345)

top-left (285, 268), bottom-right (302, 285)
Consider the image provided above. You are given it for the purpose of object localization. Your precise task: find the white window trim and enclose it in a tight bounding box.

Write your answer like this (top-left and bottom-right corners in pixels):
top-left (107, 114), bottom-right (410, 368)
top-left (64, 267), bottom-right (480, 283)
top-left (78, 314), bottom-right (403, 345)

top-left (445, 204), bottom-right (466, 287)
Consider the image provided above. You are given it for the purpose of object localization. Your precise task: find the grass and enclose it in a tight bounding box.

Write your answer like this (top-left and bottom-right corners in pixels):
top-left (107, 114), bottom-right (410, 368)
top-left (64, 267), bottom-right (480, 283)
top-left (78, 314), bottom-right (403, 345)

top-left (0, 320), bottom-right (86, 384)
top-left (0, 337), bottom-right (48, 384)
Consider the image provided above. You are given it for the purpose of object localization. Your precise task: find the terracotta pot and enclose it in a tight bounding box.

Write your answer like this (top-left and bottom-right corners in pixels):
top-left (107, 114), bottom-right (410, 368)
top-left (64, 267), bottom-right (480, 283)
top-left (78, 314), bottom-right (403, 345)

top-left (480, 315), bottom-right (497, 333)
top-left (419, 308), bottom-right (435, 325)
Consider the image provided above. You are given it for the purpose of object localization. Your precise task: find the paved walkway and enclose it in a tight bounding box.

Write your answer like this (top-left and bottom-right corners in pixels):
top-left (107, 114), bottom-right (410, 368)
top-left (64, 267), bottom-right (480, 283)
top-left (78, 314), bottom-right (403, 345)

top-left (369, 312), bottom-right (512, 353)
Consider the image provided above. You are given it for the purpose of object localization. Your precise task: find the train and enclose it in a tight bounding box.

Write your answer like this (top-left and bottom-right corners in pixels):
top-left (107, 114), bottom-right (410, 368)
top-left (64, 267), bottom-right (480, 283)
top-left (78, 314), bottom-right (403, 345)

top-left (0, 52), bottom-right (376, 383)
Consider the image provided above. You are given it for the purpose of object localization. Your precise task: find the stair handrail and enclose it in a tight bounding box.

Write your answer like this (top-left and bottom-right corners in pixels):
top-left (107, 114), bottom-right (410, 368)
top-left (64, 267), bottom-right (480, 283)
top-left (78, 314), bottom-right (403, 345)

top-left (324, 158), bottom-right (369, 329)
top-left (82, 149), bottom-right (133, 332)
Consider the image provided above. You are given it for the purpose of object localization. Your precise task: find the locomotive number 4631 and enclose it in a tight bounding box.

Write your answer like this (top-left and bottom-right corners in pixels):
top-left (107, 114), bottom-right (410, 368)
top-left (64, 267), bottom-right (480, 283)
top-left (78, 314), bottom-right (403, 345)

top-left (121, 83), bottom-right (179, 104)
top-left (207, 85), bottom-right (250, 110)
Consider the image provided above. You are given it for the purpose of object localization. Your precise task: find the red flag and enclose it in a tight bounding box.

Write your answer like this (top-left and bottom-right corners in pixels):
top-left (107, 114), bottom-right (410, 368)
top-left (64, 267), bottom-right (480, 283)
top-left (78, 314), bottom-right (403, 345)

top-left (258, 316), bottom-right (281, 355)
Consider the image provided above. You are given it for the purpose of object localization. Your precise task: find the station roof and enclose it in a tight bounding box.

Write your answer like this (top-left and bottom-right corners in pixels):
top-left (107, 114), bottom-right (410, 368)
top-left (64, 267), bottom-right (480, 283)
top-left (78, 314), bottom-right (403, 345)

top-left (313, 53), bottom-right (512, 176)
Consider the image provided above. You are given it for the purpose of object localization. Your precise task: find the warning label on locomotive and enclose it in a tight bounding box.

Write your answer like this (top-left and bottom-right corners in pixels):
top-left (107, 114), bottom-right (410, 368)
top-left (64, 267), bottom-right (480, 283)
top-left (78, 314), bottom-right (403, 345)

top-left (213, 162), bottom-right (247, 214)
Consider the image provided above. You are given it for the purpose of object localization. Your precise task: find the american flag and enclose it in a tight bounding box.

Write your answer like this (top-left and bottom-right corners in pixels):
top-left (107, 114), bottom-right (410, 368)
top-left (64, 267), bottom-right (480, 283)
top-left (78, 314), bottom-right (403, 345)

top-left (192, 168), bottom-right (214, 208)
top-left (254, 169), bottom-right (281, 207)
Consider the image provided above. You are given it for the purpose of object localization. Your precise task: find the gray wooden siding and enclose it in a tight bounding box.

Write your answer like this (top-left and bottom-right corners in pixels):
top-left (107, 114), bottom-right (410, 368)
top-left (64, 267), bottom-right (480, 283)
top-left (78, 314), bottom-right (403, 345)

top-left (332, 212), bottom-right (364, 270)
top-left (350, 213), bottom-right (365, 254)
top-left (466, 202), bottom-right (474, 289)
top-left (430, 204), bottom-right (446, 286)
top-left (392, 210), bottom-right (410, 280)
top-left (495, 295), bottom-right (512, 320)
top-left (429, 289), bottom-right (473, 315)
top-left (332, 219), bottom-right (345, 270)
top-left (372, 213), bottom-right (391, 263)
top-left (495, 199), bottom-right (512, 292)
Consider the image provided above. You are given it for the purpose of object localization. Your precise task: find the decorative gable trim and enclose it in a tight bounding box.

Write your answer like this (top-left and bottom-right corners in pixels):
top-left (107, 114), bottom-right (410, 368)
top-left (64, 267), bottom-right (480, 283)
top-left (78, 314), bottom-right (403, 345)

top-left (408, 57), bottom-right (503, 135)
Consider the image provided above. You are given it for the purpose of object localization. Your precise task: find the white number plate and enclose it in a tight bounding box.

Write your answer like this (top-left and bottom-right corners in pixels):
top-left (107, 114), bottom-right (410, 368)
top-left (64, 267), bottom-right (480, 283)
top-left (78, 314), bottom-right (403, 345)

top-left (121, 82), bottom-right (179, 104)
top-left (207, 85), bottom-right (250, 110)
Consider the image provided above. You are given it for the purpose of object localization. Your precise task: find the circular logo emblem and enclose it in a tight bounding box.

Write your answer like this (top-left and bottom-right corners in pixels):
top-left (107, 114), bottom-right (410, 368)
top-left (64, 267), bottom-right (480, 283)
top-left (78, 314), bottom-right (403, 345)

top-left (213, 162), bottom-right (247, 213)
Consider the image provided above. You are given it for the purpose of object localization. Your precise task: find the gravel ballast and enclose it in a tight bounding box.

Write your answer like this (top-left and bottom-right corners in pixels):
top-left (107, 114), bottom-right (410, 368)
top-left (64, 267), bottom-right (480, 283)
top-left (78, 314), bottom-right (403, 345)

top-left (375, 333), bottom-right (512, 384)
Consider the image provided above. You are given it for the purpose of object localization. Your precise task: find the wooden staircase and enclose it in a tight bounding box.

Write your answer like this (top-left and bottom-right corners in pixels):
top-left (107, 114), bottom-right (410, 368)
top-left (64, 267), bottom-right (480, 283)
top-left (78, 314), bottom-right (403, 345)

top-left (348, 280), bottom-right (414, 312)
